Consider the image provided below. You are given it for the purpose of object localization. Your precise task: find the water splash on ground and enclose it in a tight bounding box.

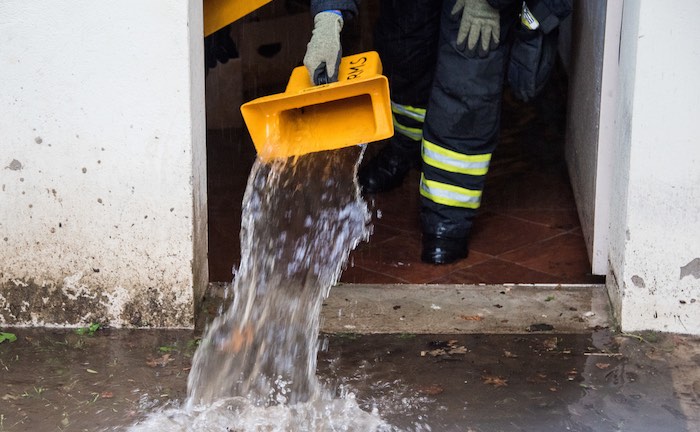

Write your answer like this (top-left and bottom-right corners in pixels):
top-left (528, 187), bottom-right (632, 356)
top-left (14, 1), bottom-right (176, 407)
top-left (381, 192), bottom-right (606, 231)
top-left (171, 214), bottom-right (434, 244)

top-left (128, 147), bottom-right (397, 431)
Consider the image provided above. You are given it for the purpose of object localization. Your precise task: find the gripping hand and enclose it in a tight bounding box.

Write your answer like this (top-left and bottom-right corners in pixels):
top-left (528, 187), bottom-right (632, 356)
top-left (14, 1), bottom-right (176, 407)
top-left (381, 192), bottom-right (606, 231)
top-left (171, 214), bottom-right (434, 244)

top-left (452, 0), bottom-right (500, 57)
top-left (303, 11), bottom-right (343, 85)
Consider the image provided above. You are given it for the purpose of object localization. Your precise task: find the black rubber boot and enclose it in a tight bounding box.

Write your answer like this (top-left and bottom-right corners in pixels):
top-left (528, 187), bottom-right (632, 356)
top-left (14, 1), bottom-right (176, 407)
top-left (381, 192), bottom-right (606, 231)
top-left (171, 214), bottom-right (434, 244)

top-left (359, 140), bottom-right (420, 194)
top-left (421, 234), bottom-right (469, 265)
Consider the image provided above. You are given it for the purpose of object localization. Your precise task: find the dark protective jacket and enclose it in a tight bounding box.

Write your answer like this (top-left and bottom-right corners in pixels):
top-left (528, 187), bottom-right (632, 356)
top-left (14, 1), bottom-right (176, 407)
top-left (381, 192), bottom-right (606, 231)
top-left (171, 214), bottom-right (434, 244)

top-left (309, 0), bottom-right (571, 32)
top-left (507, 0), bottom-right (572, 102)
top-left (489, 0), bottom-right (572, 33)
top-left (310, 0), bottom-right (360, 20)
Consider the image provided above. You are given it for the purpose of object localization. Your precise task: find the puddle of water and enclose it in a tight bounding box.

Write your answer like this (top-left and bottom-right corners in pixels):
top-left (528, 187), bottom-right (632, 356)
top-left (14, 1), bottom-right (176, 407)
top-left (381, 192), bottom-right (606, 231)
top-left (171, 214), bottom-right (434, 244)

top-left (0, 328), bottom-right (696, 431)
top-left (126, 395), bottom-right (392, 432)
top-left (128, 147), bottom-right (400, 430)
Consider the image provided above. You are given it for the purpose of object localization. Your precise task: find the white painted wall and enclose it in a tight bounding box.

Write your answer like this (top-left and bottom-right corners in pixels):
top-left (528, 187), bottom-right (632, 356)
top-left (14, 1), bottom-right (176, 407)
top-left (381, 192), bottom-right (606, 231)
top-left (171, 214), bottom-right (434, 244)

top-left (0, 1), bottom-right (207, 327)
top-left (563, 0), bottom-right (616, 274)
top-left (609, 0), bottom-right (700, 334)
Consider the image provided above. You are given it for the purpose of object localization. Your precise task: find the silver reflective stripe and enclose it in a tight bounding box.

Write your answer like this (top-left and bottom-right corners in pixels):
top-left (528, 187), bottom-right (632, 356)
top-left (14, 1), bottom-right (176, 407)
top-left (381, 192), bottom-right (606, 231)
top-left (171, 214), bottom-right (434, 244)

top-left (393, 114), bottom-right (423, 141)
top-left (420, 174), bottom-right (482, 209)
top-left (391, 101), bottom-right (426, 123)
top-left (422, 139), bottom-right (491, 176)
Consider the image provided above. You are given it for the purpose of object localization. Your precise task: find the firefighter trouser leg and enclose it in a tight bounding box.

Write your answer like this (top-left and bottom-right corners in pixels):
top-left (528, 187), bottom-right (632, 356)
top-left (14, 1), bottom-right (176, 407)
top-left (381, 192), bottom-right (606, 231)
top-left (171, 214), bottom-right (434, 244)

top-left (374, 0), bottom-right (440, 154)
top-left (419, 2), bottom-right (518, 239)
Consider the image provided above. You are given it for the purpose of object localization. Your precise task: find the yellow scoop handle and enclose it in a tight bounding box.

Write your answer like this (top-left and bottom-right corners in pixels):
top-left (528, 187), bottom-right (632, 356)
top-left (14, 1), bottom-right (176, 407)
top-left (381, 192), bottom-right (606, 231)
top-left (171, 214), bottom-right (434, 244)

top-left (203, 0), bottom-right (272, 36)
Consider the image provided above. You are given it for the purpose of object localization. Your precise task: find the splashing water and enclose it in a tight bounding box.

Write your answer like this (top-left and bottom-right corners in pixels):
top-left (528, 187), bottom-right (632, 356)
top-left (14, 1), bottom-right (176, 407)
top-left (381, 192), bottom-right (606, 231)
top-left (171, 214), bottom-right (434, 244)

top-left (188, 146), bottom-right (371, 406)
top-left (128, 146), bottom-right (397, 431)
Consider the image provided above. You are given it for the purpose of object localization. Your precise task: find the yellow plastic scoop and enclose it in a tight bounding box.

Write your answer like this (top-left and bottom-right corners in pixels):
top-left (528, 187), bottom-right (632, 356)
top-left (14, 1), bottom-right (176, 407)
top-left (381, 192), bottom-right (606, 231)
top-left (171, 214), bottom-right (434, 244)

top-left (240, 51), bottom-right (394, 162)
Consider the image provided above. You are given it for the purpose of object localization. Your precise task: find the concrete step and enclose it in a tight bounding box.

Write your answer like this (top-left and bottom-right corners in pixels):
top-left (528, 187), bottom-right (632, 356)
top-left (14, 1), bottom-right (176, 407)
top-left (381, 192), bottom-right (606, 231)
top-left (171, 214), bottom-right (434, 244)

top-left (321, 283), bottom-right (610, 334)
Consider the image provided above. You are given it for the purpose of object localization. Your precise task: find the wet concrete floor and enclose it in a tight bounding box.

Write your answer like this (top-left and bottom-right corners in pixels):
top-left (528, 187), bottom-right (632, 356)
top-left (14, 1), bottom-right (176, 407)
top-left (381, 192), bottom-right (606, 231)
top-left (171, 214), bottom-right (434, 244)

top-left (0, 327), bottom-right (698, 431)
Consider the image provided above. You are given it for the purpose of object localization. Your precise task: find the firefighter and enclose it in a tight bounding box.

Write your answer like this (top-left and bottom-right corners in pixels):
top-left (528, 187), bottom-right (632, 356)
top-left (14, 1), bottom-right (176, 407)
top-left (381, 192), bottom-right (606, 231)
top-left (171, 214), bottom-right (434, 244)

top-left (305, 0), bottom-right (571, 264)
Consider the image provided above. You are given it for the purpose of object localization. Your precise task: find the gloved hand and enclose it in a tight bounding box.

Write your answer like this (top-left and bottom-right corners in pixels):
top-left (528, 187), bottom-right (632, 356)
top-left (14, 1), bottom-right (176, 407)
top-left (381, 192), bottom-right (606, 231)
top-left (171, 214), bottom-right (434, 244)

top-left (303, 11), bottom-right (343, 85)
top-left (451, 0), bottom-right (500, 58)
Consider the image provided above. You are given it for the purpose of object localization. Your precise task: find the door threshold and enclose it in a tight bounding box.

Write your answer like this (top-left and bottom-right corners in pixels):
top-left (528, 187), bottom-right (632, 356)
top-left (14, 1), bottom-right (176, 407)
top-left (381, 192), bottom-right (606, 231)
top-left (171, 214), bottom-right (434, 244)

top-left (322, 283), bottom-right (610, 334)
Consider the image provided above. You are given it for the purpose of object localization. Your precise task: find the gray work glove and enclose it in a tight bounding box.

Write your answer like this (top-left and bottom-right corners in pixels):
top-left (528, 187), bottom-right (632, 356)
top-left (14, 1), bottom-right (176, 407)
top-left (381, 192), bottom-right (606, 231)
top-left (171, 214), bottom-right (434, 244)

top-left (303, 11), bottom-right (343, 85)
top-left (451, 0), bottom-right (500, 57)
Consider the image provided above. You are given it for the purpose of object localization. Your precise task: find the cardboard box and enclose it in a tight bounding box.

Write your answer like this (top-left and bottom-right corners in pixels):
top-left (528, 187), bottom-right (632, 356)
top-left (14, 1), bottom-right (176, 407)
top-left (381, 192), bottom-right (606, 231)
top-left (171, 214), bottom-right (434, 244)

top-left (234, 13), bottom-right (313, 89)
top-left (205, 57), bottom-right (244, 129)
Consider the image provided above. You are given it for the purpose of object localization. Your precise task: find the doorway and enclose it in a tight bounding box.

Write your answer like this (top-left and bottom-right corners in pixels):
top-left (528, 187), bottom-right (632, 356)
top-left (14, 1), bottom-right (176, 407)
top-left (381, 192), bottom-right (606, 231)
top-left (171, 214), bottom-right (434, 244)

top-left (204, 0), bottom-right (604, 286)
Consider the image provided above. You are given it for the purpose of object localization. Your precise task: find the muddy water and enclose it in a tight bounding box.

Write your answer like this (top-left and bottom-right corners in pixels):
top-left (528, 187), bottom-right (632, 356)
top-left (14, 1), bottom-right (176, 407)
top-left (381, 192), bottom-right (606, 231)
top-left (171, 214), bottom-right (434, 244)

top-left (129, 147), bottom-right (395, 430)
top-left (0, 328), bottom-right (697, 431)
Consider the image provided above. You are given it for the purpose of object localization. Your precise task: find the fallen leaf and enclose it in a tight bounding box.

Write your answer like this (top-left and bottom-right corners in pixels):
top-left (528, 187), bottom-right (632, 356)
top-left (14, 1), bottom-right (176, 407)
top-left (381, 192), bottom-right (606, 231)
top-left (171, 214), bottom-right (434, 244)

top-left (527, 323), bottom-right (554, 332)
top-left (482, 375), bottom-right (508, 388)
top-left (146, 354), bottom-right (172, 368)
top-left (526, 372), bottom-right (548, 384)
top-left (595, 363), bottom-right (610, 369)
top-left (0, 332), bottom-right (17, 344)
top-left (221, 326), bottom-right (254, 353)
top-left (417, 384), bottom-right (444, 396)
top-left (429, 340), bottom-right (451, 349)
top-left (448, 345), bottom-right (467, 354)
top-left (543, 337), bottom-right (558, 350)
top-left (422, 340), bottom-right (468, 357)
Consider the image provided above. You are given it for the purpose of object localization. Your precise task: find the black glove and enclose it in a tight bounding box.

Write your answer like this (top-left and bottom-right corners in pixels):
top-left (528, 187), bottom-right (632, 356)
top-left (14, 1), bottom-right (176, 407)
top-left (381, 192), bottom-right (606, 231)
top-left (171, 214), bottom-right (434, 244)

top-left (204, 25), bottom-right (239, 71)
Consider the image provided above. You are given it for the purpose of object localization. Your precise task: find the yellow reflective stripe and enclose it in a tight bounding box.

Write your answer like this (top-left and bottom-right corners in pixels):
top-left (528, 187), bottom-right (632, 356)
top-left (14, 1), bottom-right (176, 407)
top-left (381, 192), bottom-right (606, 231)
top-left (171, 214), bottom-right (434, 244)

top-left (419, 174), bottom-right (482, 209)
top-left (521, 2), bottom-right (540, 30)
top-left (391, 101), bottom-right (426, 123)
top-left (392, 114), bottom-right (422, 141)
top-left (422, 139), bottom-right (491, 176)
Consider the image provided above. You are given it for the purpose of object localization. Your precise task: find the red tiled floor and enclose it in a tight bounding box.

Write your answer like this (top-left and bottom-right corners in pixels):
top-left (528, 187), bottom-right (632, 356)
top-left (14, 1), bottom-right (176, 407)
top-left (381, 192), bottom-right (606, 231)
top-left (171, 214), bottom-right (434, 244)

top-left (506, 209), bottom-right (581, 231)
top-left (468, 212), bottom-right (565, 257)
top-left (430, 258), bottom-right (564, 285)
top-left (348, 234), bottom-right (493, 284)
top-left (339, 264), bottom-right (407, 284)
top-left (500, 232), bottom-right (595, 282)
